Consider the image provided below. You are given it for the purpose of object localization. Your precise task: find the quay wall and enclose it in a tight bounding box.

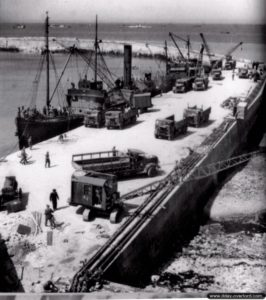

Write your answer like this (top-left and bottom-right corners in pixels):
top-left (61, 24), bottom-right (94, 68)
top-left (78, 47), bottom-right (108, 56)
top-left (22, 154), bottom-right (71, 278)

top-left (104, 78), bottom-right (266, 286)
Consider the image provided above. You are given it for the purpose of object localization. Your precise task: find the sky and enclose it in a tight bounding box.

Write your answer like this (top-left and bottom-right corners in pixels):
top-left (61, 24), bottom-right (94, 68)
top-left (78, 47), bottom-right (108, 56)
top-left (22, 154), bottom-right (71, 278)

top-left (0, 0), bottom-right (265, 24)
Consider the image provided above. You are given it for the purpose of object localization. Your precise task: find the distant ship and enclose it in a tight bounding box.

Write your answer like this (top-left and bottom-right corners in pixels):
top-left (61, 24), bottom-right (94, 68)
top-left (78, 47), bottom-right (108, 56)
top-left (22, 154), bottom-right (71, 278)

top-left (50, 24), bottom-right (70, 29)
top-left (13, 24), bottom-right (26, 29)
top-left (127, 24), bottom-right (152, 29)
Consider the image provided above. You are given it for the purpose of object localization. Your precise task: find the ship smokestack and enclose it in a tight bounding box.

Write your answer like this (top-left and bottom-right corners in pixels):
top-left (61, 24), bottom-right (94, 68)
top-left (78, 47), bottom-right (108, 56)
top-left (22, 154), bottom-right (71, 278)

top-left (124, 44), bottom-right (132, 88)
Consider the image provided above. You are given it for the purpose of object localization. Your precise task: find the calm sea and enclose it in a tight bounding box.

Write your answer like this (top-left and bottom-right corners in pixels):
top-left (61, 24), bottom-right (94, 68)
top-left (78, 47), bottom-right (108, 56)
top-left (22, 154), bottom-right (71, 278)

top-left (0, 23), bottom-right (265, 157)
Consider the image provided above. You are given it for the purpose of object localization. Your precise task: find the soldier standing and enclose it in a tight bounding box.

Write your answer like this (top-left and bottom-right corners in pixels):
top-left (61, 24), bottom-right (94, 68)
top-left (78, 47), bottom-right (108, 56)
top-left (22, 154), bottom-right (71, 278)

top-left (112, 146), bottom-right (116, 157)
top-left (44, 204), bottom-right (56, 228)
top-left (50, 189), bottom-right (59, 211)
top-left (45, 151), bottom-right (50, 168)
top-left (20, 147), bottom-right (28, 165)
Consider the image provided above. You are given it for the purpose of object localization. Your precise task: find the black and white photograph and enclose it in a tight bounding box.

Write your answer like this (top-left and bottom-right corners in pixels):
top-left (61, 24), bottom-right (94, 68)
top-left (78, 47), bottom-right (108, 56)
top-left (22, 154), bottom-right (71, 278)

top-left (0, 0), bottom-right (265, 298)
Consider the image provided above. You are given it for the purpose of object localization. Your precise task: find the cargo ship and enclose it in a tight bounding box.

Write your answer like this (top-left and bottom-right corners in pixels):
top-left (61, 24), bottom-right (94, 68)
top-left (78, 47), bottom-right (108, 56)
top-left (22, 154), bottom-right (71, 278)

top-left (15, 13), bottom-right (85, 149)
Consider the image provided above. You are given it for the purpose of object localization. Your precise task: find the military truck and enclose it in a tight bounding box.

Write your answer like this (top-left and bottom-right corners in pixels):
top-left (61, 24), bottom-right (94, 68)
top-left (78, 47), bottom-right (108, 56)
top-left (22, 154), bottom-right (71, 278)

top-left (105, 107), bottom-right (138, 129)
top-left (84, 109), bottom-right (105, 128)
top-left (192, 76), bottom-right (209, 91)
top-left (211, 68), bottom-right (222, 80)
top-left (224, 55), bottom-right (236, 70)
top-left (238, 67), bottom-right (249, 79)
top-left (72, 148), bottom-right (159, 178)
top-left (183, 105), bottom-right (211, 127)
top-left (172, 77), bottom-right (194, 93)
top-left (154, 115), bottom-right (188, 140)
top-left (116, 89), bottom-right (153, 113)
top-left (69, 170), bottom-right (122, 223)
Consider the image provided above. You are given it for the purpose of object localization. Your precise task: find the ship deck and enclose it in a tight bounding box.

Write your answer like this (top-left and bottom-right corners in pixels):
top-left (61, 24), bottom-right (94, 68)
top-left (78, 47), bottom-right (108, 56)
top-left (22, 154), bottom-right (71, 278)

top-left (0, 69), bottom-right (258, 292)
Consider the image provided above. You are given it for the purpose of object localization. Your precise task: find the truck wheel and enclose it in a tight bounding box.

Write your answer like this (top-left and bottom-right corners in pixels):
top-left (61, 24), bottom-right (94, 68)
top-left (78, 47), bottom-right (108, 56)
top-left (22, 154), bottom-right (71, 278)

top-left (147, 166), bottom-right (157, 177)
top-left (154, 134), bottom-right (159, 139)
top-left (110, 209), bottom-right (120, 224)
top-left (83, 208), bottom-right (93, 221)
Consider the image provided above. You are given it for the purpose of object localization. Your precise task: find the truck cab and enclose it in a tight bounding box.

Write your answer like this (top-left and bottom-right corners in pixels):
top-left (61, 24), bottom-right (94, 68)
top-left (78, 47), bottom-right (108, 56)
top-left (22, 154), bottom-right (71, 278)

top-left (105, 107), bottom-right (138, 129)
top-left (69, 170), bottom-right (121, 223)
top-left (238, 67), bottom-right (250, 79)
top-left (211, 68), bottom-right (222, 80)
top-left (172, 77), bottom-right (194, 93)
top-left (126, 148), bottom-right (159, 177)
top-left (224, 55), bottom-right (236, 70)
top-left (84, 109), bottom-right (105, 128)
top-left (155, 115), bottom-right (187, 140)
top-left (192, 76), bottom-right (209, 91)
top-left (183, 105), bottom-right (211, 127)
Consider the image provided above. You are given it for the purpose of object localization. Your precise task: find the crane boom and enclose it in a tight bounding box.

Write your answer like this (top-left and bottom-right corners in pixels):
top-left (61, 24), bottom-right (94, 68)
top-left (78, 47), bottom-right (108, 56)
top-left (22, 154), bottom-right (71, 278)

top-left (169, 32), bottom-right (191, 60)
top-left (196, 44), bottom-right (204, 75)
top-left (212, 41), bottom-right (243, 70)
top-left (199, 33), bottom-right (213, 64)
top-left (169, 32), bottom-right (186, 61)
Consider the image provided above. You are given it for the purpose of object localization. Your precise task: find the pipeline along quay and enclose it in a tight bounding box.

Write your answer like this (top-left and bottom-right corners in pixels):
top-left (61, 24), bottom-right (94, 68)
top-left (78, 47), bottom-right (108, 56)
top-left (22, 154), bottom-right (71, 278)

top-left (0, 69), bottom-right (266, 293)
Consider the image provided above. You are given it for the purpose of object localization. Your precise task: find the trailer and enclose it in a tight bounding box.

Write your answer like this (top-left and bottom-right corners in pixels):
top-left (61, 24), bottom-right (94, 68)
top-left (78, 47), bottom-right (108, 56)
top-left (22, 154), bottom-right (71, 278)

top-left (105, 107), bottom-right (138, 129)
top-left (114, 89), bottom-right (152, 113)
top-left (69, 170), bottom-right (122, 223)
top-left (130, 92), bottom-right (152, 113)
top-left (72, 149), bottom-right (159, 178)
top-left (183, 105), bottom-right (211, 127)
top-left (154, 115), bottom-right (188, 140)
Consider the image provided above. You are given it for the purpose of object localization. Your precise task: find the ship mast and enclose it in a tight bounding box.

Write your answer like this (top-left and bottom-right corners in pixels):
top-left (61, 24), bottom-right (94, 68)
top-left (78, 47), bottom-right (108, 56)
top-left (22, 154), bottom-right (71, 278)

top-left (94, 15), bottom-right (98, 83)
top-left (164, 40), bottom-right (168, 75)
top-left (45, 11), bottom-right (50, 108)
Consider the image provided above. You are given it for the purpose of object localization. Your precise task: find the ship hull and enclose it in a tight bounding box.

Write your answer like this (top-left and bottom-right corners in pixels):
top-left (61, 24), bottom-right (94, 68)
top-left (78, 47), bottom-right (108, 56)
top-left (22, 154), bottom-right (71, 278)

top-left (15, 115), bottom-right (84, 149)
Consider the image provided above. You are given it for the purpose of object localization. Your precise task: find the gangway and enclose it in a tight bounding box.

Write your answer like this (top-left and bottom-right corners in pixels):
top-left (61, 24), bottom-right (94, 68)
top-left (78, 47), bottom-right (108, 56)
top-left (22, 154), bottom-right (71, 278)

top-left (187, 150), bottom-right (264, 181)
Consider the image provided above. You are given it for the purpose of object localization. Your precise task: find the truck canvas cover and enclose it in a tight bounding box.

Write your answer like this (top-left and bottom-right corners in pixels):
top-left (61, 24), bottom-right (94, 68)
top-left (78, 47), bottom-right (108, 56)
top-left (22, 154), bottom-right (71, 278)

top-left (72, 173), bottom-right (107, 187)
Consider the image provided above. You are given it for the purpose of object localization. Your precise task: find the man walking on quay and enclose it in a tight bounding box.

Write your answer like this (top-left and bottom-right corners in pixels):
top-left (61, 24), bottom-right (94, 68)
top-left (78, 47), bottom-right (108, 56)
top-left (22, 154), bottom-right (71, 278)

top-left (20, 147), bottom-right (28, 165)
top-left (45, 151), bottom-right (50, 168)
top-left (44, 204), bottom-right (56, 228)
top-left (50, 189), bottom-right (59, 211)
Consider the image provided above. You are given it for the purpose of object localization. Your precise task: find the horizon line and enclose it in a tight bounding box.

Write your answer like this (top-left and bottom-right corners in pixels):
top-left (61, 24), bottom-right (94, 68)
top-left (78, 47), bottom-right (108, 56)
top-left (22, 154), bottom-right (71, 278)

top-left (1, 21), bottom-right (266, 25)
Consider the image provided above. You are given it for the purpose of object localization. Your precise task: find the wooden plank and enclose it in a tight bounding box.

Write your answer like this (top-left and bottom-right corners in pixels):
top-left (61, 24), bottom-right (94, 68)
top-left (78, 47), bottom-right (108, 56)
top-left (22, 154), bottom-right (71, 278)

top-left (47, 231), bottom-right (53, 246)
